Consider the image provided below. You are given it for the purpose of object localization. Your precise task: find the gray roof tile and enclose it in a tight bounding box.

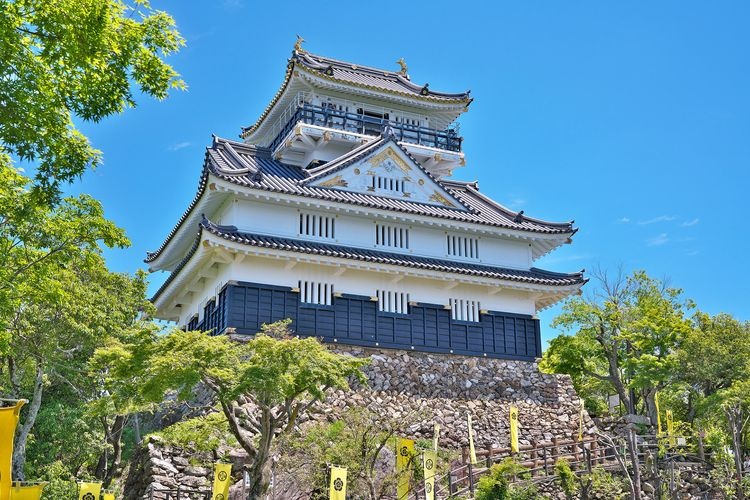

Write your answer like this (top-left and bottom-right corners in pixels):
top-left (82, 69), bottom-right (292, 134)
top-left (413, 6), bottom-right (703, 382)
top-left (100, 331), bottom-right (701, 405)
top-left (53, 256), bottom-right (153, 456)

top-left (152, 218), bottom-right (585, 303)
top-left (146, 135), bottom-right (576, 264)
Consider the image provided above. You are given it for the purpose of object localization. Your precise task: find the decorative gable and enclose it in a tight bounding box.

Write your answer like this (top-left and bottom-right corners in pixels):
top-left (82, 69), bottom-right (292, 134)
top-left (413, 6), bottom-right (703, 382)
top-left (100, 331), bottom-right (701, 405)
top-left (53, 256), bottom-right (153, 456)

top-left (307, 140), bottom-right (467, 210)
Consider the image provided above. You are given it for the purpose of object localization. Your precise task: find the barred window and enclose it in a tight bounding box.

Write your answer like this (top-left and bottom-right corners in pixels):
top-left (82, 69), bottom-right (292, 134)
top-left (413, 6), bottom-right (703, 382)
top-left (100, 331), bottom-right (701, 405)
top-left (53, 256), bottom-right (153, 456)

top-left (447, 235), bottom-right (480, 259)
top-left (377, 290), bottom-right (410, 314)
top-left (371, 176), bottom-right (405, 194)
top-left (449, 298), bottom-right (481, 322)
top-left (299, 213), bottom-right (335, 239)
top-left (375, 224), bottom-right (409, 249)
top-left (298, 280), bottom-right (334, 306)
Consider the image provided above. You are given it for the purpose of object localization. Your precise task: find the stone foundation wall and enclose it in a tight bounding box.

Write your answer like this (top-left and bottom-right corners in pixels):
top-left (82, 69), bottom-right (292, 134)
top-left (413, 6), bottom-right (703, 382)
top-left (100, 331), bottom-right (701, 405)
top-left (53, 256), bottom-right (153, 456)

top-left (322, 347), bottom-right (597, 448)
top-left (123, 347), bottom-right (595, 498)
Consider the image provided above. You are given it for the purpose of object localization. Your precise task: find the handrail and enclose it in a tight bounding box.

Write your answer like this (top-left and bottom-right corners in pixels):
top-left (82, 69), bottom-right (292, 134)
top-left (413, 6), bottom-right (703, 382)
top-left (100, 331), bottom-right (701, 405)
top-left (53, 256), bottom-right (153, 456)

top-left (147, 484), bottom-right (211, 500)
top-left (428, 433), bottom-right (714, 499)
top-left (268, 104), bottom-right (463, 153)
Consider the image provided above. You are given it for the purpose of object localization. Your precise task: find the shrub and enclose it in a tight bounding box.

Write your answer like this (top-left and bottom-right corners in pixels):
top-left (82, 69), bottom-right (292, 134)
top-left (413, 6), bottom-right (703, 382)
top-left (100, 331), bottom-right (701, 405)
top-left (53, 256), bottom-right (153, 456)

top-left (475, 458), bottom-right (538, 500)
top-left (554, 458), bottom-right (578, 499)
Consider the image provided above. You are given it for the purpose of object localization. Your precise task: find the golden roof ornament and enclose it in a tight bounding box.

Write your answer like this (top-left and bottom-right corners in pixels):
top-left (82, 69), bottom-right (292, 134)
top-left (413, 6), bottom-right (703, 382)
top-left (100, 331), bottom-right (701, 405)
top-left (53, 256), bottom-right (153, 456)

top-left (396, 57), bottom-right (408, 76)
top-left (294, 35), bottom-right (305, 53)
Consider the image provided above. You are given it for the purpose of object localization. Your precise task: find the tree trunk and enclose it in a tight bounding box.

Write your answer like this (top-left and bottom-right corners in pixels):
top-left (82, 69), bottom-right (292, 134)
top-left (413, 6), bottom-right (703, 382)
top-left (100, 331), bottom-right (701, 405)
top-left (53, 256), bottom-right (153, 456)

top-left (642, 388), bottom-right (658, 430)
top-left (625, 428), bottom-right (642, 500)
top-left (103, 415), bottom-right (126, 487)
top-left (12, 363), bottom-right (43, 481)
top-left (246, 410), bottom-right (275, 499)
top-left (726, 405), bottom-right (746, 500)
top-left (607, 348), bottom-right (633, 415)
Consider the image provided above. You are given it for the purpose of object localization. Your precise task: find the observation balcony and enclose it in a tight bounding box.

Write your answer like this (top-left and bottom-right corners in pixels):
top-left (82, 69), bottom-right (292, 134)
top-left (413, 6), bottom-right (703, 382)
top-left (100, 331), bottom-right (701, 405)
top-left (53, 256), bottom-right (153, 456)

top-left (267, 104), bottom-right (465, 176)
top-left (269, 104), bottom-right (462, 152)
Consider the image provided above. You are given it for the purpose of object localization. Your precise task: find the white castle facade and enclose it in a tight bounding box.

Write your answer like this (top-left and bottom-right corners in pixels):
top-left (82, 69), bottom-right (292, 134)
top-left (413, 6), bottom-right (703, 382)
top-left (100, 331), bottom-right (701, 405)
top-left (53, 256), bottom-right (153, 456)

top-left (146, 45), bottom-right (585, 360)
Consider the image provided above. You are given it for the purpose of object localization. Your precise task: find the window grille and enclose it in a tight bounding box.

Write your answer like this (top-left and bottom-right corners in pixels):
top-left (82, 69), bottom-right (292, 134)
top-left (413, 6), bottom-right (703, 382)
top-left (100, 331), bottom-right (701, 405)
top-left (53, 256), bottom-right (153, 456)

top-left (447, 235), bottom-right (480, 259)
top-left (449, 298), bottom-right (481, 322)
top-left (299, 213), bottom-right (335, 239)
top-left (375, 224), bottom-right (409, 249)
top-left (298, 280), bottom-right (334, 306)
top-left (377, 290), bottom-right (410, 314)
top-left (371, 176), bottom-right (406, 194)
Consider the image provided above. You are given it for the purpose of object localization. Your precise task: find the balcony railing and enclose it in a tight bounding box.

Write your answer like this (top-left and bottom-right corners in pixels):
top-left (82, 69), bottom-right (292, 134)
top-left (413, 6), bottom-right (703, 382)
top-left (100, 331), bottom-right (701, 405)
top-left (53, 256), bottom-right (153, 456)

top-left (268, 104), bottom-right (462, 153)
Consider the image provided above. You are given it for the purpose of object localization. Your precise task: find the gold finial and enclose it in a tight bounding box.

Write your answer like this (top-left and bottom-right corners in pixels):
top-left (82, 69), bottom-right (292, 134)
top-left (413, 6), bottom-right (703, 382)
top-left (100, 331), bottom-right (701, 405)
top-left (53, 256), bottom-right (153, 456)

top-left (294, 35), bottom-right (305, 53)
top-left (396, 57), bottom-right (408, 76)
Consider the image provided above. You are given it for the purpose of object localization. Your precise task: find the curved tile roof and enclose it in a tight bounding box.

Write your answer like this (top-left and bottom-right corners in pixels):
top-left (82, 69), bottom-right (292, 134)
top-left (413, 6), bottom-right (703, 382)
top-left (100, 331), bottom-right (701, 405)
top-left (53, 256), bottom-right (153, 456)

top-left (152, 218), bottom-right (586, 303)
top-left (201, 218), bottom-right (585, 287)
top-left (241, 50), bottom-right (472, 139)
top-left (145, 135), bottom-right (576, 265)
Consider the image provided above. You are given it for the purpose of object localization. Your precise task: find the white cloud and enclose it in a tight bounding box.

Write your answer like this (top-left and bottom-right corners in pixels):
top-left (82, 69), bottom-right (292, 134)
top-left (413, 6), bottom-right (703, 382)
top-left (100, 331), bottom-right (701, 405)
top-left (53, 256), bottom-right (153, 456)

top-left (638, 215), bottom-right (677, 225)
top-left (647, 233), bottom-right (670, 246)
top-left (168, 141), bottom-right (192, 152)
top-left (618, 217), bottom-right (630, 223)
top-left (681, 218), bottom-right (700, 227)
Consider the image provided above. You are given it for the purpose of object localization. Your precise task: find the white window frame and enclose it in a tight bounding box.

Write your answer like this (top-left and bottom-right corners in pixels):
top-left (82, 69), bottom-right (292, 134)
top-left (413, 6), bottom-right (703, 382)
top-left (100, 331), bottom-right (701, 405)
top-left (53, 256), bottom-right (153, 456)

top-left (449, 298), bottom-right (481, 322)
top-left (377, 290), bottom-right (410, 315)
top-left (298, 280), bottom-right (334, 306)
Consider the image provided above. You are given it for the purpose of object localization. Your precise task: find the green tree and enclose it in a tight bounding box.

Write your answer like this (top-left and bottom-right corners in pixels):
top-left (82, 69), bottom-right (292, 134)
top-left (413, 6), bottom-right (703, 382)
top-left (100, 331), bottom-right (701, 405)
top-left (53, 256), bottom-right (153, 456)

top-left (278, 406), bottom-right (430, 499)
top-left (675, 312), bottom-right (750, 420)
top-left (542, 270), bottom-right (693, 500)
top-left (0, 0), bottom-right (184, 202)
top-left (93, 320), bottom-right (369, 499)
top-left (542, 270), bottom-right (692, 423)
top-left (2, 247), bottom-right (150, 481)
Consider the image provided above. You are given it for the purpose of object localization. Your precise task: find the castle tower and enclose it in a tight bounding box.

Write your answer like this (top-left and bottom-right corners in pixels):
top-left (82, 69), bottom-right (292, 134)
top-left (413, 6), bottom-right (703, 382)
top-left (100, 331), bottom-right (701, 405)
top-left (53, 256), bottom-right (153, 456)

top-left (145, 46), bottom-right (585, 362)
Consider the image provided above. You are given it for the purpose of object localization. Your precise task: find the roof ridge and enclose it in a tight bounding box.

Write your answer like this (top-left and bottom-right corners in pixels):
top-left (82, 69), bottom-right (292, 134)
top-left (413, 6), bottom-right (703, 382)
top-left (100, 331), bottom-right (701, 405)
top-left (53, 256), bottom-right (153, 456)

top-left (300, 133), bottom-right (474, 213)
top-left (304, 137), bottom-right (381, 179)
top-left (463, 184), bottom-right (574, 230)
top-left (202, 221), bottom-right (587, 285)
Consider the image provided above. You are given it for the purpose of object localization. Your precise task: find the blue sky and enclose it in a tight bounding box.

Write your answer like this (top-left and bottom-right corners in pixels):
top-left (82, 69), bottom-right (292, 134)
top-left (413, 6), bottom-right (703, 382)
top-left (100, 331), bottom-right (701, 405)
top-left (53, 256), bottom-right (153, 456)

top-left (72, 1), bottom-right (749, 345)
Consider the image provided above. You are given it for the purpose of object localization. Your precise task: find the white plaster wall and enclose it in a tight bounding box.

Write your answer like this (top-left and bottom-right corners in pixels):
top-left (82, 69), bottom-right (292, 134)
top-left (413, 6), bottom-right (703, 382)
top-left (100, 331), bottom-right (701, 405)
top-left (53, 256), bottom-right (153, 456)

top-left (175, 255), bottom-right (536, 326)
top-left (221, 198), bottom-right (531, 269)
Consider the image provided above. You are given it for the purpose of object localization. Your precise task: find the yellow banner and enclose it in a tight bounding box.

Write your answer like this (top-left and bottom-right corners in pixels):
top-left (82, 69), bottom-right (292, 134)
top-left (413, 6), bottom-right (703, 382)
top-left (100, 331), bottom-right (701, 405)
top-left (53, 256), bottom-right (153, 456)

top-left (395, 437), bottom-right (414, 499)
top-left (423, 450), bottom-right (437, 500)
top-left (10, 483), bottom-right (46, 500)
top-left (103, 492), bottom-right (115, 500)
top-left (1, 401), bottom-right (26, 500)
top-left (212, 463), bottom-right (232, 500)
top-left (578, 400), bottom-right (584, 441)
top-left (467, 414), bottom-right (477, 464)
top-left (78, 482), bottom-right (101, 500)
top-left (433, 423), bottom-right (441, 452)
top-left (329, 466), bottom-right (347, 500)
top-left (655, 392), bottom-right (662, 435)
top-left (510, 406), bottom-right (519, 453)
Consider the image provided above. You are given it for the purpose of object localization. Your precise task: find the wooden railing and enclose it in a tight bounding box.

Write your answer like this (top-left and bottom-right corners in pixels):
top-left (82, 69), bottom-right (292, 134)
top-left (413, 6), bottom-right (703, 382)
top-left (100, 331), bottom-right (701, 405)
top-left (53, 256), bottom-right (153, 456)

top-left (146, 484), bottom-right (211, 500)
top-left (268, 104), bottom-right (463, 153)
top-left (421, 433), bottom-right (706, 499)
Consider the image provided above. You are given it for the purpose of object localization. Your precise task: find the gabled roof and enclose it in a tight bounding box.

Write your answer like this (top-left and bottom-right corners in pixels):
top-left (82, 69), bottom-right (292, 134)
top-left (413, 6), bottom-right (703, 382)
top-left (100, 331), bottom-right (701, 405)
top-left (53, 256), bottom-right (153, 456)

top-left (302, 131), bottom-right (470, 210)
top-left (241, 49), bottom-right (472, 140)
top-left (145, 135), bottom-right (577, 266)
top-left (294, 51), bottom-right (472, 101)
top-left (152, 217), bottom-right (586, 303)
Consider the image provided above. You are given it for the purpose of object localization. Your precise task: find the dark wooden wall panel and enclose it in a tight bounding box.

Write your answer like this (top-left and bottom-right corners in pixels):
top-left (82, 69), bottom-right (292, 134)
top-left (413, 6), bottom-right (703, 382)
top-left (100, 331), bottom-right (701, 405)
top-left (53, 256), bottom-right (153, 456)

top-left (209, 282), bottom-right (541, 361)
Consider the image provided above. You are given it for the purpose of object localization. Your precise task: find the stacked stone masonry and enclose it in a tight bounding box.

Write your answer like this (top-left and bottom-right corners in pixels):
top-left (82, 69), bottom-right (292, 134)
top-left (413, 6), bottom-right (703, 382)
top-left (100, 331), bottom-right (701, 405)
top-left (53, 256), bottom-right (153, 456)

top-left (124, 347), bottom-right (598, 498)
